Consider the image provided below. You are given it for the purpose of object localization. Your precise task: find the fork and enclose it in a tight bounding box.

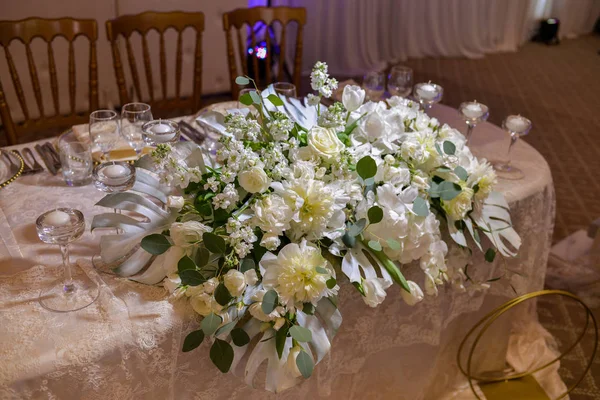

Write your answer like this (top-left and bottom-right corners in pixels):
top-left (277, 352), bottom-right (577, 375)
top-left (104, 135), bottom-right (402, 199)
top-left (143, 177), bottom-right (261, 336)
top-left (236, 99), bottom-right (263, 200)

top-left (12, 150), bottom-right (36, 175)
top-left (21, 147), bottom-right (44, 173)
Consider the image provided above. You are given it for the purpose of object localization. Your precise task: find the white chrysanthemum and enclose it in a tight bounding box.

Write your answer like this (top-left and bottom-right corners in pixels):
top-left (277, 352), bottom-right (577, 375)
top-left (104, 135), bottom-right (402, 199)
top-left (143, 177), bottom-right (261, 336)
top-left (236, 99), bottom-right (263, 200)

top-left (261, 239), bottom-right (338, 309)
top-left (467, 160), bottom-right (497, 202)
top-left (252, 194), bottom-right (293, 236)
top-left (442, 186), bottom-right (474, 221)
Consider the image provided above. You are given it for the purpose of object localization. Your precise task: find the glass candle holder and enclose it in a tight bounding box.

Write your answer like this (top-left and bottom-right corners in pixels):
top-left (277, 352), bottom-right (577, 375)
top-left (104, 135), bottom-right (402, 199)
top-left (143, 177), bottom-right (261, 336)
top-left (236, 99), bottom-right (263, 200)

top-left (273, 82), bottom-right (297, 98)
top-left (92, 161), bottom-right (136, 193)
top-left (491, 115), bottom-right (532, 180)
top-left (142, 119), bottom-right (180, 145)
top-left (459, 101), bottom-right (489, 145)
top-left (363, 70), bottom-right (385, 101)
top-left (36, 208), bottom-right (99, 312)
top-left (387, 65), bottom-right (413, 98)
top-left (413, 82), bottom-right (443, 112)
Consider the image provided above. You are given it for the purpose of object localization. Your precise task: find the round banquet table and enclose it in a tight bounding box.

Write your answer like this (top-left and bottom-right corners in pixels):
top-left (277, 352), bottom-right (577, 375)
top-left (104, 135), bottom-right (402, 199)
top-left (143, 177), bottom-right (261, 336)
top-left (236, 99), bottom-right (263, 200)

top-left (0, 104), bottom-right (555, 400)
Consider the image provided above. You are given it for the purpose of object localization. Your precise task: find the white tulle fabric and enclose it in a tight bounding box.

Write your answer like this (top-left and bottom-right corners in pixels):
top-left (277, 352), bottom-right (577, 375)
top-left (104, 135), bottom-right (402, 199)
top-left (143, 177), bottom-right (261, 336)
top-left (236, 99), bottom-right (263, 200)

top-left (0, 104), bottom-right (556, 399)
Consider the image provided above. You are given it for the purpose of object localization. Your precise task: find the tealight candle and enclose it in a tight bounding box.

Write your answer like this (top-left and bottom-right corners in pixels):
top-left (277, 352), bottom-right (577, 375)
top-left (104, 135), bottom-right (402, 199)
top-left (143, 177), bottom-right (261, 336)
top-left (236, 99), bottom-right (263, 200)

top-left (505, 115), bottom-right (529, 133)
top-left (45, 210), bottom-right (70, 226)
top-left (102, 164), bottom-right (128, 179)
top-left (417, 84), bottom-right (438, 100)
top-left (150, 119), bottom-right (172, 134)
top-left (463, 103), bottom-right (484, 118)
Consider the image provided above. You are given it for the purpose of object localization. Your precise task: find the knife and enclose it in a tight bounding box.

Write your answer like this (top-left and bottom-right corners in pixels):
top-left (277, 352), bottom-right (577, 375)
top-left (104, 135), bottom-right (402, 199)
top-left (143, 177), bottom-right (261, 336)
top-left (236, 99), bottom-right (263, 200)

top-left (35, 144), bottom-right (57, 174)
top-left (42, 143), bottom-right (62, 173)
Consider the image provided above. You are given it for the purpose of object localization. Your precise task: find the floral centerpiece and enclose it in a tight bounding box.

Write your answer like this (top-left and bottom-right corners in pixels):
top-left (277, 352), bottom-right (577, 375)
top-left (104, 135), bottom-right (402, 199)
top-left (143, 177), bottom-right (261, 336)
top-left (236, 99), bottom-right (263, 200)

top-left (93, 62), bottom-right (520, 392)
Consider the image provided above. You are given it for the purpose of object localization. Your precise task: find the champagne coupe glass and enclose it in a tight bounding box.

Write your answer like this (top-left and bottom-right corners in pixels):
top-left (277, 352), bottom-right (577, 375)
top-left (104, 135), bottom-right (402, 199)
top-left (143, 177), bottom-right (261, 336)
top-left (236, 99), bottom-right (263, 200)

top-left (387, 65), bottom-right (413, 97)
top-left (491, 115), bottom-right (532, 180)
top-left (91, 161), bottom-right (136, 272)
top-left (273, 82), bottom-right (297, 98)
top-left (459, 101), bottom-right (489, 145)
top-left (89, 110), bottom-right (119, 160)
top-left (36, 208), bottom-right (99, 312)
top-left (413, 82), bottom-right (443, 113)
top-left (363, 71), bottom-right (385, 101)
top-left (121, 103), bottom-right (153, 156)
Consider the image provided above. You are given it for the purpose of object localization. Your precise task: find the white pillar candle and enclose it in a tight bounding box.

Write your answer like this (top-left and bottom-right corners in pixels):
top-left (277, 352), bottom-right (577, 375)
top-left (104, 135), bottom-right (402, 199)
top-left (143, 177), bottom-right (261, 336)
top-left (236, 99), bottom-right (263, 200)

top-left (417, 84), bottom-right (438, 100)
top-left (463, 103), bottom-right (484, 118)
top-left (45, 210), bottom-right (70, 226)
top-left (505, 116), bottom-right (529, 132)
top-left (103, 164), bottom-right (129, 179)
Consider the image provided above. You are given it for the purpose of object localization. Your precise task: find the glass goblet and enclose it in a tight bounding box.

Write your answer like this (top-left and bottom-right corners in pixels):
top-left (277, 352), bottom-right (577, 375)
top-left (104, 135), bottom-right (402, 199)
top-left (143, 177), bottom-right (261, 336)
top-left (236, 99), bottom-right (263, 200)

top-left (36, 208), bottom-right (99, 312)
top-left (459, 101), bottom-right (489, 145)
top-left (491, 115), bottom-right (532, 180)
top-left (387, 65), bottom-right (413, 98)
top-left (413, 82), bottom-right (443, 113)
top-left (121, 103), bottom-right (153, 156)
top-left (89, 110), bottom-right (119, 160)
top-left (363, 71), bottom-right (385, 101)
top-left (238, 88), bottom-right (254, 108)
top-left (142, 119), bottom-right (181, 146)
top-left (273, 82), bottom-right (297, 99)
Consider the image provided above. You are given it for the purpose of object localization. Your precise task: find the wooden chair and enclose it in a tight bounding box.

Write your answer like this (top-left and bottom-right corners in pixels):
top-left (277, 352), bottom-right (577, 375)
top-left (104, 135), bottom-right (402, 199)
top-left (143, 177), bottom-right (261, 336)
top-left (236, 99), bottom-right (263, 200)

top-left (223, 7), bottom-right (306, 99)
top-left (0, 18), bottom-right (98, 145)
top-left (106, 11), bottom-right (204, 115)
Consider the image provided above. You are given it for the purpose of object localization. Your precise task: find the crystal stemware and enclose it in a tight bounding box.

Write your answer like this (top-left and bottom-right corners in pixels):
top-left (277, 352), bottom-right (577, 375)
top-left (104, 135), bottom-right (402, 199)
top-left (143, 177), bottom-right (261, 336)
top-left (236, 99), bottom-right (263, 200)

top-left (142, 119), bottom-right (181, 145)
top-left (36, 208), bottom-right (99, 312)
top-left (363, 71), bottom-right (385, 101)
top-left (413, 82), bottom-right (443, 113)
top-left (459, 101), bottom-right (489, 145)
top-left (273, 82), bottom-right (297, 98)
top-left (89, 110), bottom-right (119, 159)
top-left (387, 65), bottom-right (413, 98)
top-left (121, 103), bottom-right (153, 156)
top-left (491, 115), bottom-right (532, 180)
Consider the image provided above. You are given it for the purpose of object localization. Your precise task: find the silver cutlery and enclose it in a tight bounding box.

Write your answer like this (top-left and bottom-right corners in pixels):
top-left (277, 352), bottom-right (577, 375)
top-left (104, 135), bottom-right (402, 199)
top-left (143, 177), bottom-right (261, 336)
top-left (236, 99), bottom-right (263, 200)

top-left (43, 143), bottom-right (61, 172)
top-left (179, 121), bottom-right (205, 144)
top-left (35, 144), bottom-right (57, 174)
top-left (12, 150), bottom-right (36, 175)
top-left (22, 147), bottom-right (44, 173)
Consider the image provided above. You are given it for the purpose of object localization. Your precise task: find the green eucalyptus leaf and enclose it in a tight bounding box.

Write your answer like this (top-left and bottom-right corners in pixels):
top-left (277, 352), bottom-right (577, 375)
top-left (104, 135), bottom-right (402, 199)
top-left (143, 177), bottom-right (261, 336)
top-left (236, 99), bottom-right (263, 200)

top-left (195, 247), bottom-right (210, 268)
top-left (429, 181), bottom-right (440, 198)
top-left (177, 255), bottom-right (196, 273)
top-left (348, 218), bottom-right (367, 237)
top-left (235, 76), bottom-right (250, 85)
top-left (215, 321), bottom-right (237, 337)
top-left (210, 339), bottom-right (234, 373)
top-left (315, 266), bottom-right (329, 274)
top-left (201, 313), bottom-right (223, 336)
top-left (302, 303), bottom-right (315, 315)
top-left (368, 240), bottom-right (382, 251)
top-left (289, 325), bottom-right (312, 342)
top-left (214, 283), bottom-right (233, 306)
top-left (443, 141), bottom-right (456, 155)
top-left (342, 232), bottom-right (357, 248)
top-left (267, 94), bottom-right (284, 106)
top-left (326, 277), bottom-right (337, 289)
top-left (249, 90), bottom-right (262, 104)
top-left (240, 258), bottom-right (255, 273)
top-left (386, 239), bottom-right (402, 250)
top-left (231, 328), bottom-right (250, 346)
top-left (356, 156), bottom-right (377, 180)
top-left (436, 166), bottom-right (452, 173)
top-left (485, 248), bottom-right (496, 263)
top-left (239, 93), bottom-right (253, 106)
top-left (179, 269), bottom-right (206, 286)
top-left (203, 232), bottom-right (227, 254)
top-left (435, 142), bottom-right (443, 155)
top-left (296, 350), bottom-right (314, 378)
top-left (182, 330), bottom-right (204, 352)
top-left (454, 166), bottom-right (468, 181)
top-left (261, 289), bottom-right (278, 314)
top-left (141, 234), bottom-right (171, 255)
top-left (412, 197), bottom-right (430, 217)
top-left (438, 181), bottom-right (462, 201)
top-left (367, 206), bottom-right (384, 224)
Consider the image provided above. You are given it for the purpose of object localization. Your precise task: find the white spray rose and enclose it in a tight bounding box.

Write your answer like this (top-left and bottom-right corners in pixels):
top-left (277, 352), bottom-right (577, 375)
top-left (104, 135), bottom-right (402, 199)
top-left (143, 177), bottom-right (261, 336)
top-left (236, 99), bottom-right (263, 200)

top-left (238, 166), bottom-right (271, 193)
top-left (362, 278), bottom-right (392, 308)
top-left (224, 269), bottom-right (246, 297)
top-left (260, 233), bottom-right (281, 251)
top-left (244, 269), bottom-right (259, 286)
top-left (400, 280), bottom-right (424, 306)
top-left (166, 195), bottom-right (185, 210)
top-left (442, 187), bottom-right (474, 221)
top-left (342, 85), bottom-right (365, 112)
top-left (190, 293), bottom-right (213, 316)
top-left (203, 277), bottom-right (219, 294)
top-left (307, 126), bottom-right (345, 161)
top-left (170, 221), bottom-right (212, 248)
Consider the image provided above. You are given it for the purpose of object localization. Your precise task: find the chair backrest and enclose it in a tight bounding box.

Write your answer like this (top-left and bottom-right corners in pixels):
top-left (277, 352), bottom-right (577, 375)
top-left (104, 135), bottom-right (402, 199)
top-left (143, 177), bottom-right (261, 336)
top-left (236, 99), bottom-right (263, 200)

top-left (223, 7), bottom-right (306, 99)
top-left (106, 11), bottom-right (205, 115)
top-left (0, 17), bottom-right (98, 145)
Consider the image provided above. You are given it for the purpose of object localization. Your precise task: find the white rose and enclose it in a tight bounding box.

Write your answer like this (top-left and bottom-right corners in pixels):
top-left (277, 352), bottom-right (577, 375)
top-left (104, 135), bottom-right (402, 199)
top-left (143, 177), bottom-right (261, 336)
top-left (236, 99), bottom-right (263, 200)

top-left (166, 195), bottom-right (185, 210)
top-left (238, 166), bottom-right (271, 193)
top-left (442, 187), bottom-right (474, 221)
top-left (342, 84), bottom-right (365, 112)
top-left (170, 221), bottom-right (212, 248)
top-left (203, 277), bottom-right (219, 294)
top-left (224, 269), bottom-right (246, 297)
top-left (190, 293), bottom-right (213, 316)
top-left (285, 345), bottom-right (304, 378)
top-left (400, 280), bottom-right (424, 306)
top-left (362, 278), bottom-right (392, 308)
top-left (244, 269), bottom-right (259, 286)
top-left (260, 233), bottom-right (281, 251)
top-left (307, 126), bottom-right (345, 161)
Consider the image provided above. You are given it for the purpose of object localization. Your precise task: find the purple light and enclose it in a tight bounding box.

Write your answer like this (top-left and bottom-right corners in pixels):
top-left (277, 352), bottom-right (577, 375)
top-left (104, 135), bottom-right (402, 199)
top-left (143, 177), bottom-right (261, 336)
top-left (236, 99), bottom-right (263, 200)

top-left (247, 48), bottom-right (254, 54)
top-left (256, 47), bottom-right (267, 59)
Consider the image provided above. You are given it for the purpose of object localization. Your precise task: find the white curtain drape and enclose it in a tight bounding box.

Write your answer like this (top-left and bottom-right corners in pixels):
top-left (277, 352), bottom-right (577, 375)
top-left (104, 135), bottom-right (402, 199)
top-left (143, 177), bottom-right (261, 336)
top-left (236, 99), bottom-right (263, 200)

top-left (270, 0), bottom-right (599, 75)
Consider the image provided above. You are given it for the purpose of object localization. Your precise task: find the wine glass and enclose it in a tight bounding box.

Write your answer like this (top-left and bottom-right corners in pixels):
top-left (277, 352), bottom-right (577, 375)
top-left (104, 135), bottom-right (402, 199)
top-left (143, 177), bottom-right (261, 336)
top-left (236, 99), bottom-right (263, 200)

top-left (491, 115), bottom-right (532, 180)
top-left (36, 208), bottom-right (99, 312)
top-left (121, 103), bottom-right (152, 156)
top-left (273, 82), bottom-right (297, 98)
top-left (459, 101), bottom-right (489, 145)
top-left (89, 110), bottom-right (119, 159)
top-left (363, 71), bottom-right (385, 101)
top-left (413, 82), bottom-right (443, 113)
top-left (91, 161), bottom-right (136, 273)
top-left (387, 65), bottom-right (413, 98)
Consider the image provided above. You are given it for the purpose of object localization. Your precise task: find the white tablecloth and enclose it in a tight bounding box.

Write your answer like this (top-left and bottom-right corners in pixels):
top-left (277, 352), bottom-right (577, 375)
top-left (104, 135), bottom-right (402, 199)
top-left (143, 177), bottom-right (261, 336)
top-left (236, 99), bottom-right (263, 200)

top-left (0, 104), bottom-right (556, 399)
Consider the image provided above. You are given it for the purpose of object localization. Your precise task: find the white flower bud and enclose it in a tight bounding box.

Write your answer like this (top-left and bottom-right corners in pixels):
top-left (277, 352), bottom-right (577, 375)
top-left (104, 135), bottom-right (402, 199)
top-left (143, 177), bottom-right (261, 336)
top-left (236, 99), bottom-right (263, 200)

top-left (260, 233), bottom-right (281, 251)
top-left (170, 221), bottom-right (212, 248)
top-left (342, 85), bottom-right (365, 112)
top-left (400, 280), bottom-right (424, 306)
top-left (244, 269), bottom-right (259, 286)
top-left (362, 278), bottom-right (392, 308)
top-left (223, 269), bottom-right (246, 297)
top-left (166, 195), bottom-right (185, 210)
